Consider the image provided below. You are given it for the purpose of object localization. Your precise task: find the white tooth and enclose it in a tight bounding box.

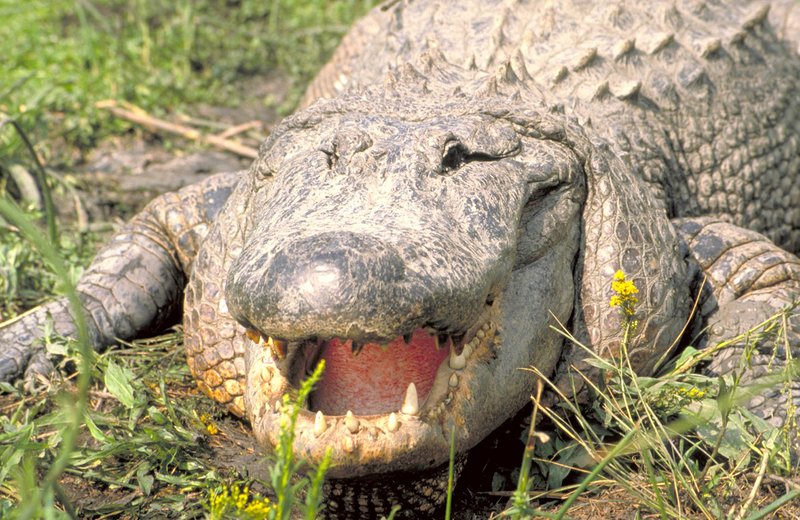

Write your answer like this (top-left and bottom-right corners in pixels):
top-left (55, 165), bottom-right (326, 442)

top-left (481, 321), bottom-right (491, 331)
top-left (449, 373), bottom-right (459, 388)
top-left (449, 350), bottom-right (466, 370)
top-left (401, 382), bottom-right (419, 415)
top-left (345, 410), bottom-right (359, 433)
top-left (218, 298), bottom-right (228, 314)
top-left (463, 343), bottom-right (473, 357)
top-left (274, 400), bottom-right (281, 413)
top-left (434, 334), bottom-right (440, 350)
top-left (314, 411), bottom-right (327, 436)
top-left (342, 436), bottom-right (355, 453)
top-left (387, 412), bottom-right (399, 432)
top-left (476, 329), bottom-right (485, 339)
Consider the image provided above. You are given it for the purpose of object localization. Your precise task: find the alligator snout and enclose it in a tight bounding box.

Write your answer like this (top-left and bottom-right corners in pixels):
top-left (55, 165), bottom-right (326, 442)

top-left (225, 231), bottom-right (427, 341)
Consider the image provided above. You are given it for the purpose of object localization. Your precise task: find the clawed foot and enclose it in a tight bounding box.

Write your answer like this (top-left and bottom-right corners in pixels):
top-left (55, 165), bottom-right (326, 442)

top-left (0, 298), bottom-right (77, 392)
top-left (702, 299), bottom-right (800, 461)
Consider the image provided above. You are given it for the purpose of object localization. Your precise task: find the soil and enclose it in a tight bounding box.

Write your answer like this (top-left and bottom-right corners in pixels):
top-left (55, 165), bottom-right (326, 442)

top-left (11, 71), bottom-right (800, 519)
top-left (58, 74), bottom-right (289, 224)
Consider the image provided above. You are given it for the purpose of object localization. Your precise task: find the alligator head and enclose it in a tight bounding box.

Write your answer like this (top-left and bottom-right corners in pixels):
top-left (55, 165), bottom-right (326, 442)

top-left (216, 61), bottom-right (690, 497)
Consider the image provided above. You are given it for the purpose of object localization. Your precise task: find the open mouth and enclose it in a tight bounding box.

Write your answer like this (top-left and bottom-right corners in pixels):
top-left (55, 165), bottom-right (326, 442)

top-left (306, 330), bottom-right (451, 416)
top-left (244, 315), bottom-right (497, 429)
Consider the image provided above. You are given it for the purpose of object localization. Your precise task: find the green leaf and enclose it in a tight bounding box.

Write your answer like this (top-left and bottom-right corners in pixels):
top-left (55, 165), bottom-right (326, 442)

top-left (148, 406), bottom-right (167, 425)
top-left (672, 345), bottom-right (701, 367)
top-left (84, 411), bottom-right (113, 444)
top-left (583, 357), bottom-right (616, 371)
top-left (136, 464), bottom-right (155, 496)
top-left (104, 360), bottom-right (136, 408)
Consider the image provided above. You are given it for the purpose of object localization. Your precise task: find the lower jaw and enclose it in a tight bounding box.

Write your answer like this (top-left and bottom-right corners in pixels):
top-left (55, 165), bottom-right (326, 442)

top-left (246, 318), bottom-right (499, 477)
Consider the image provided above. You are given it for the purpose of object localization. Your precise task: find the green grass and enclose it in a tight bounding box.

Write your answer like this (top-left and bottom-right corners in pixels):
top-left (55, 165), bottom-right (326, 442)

top-left (0, 0), bottom-right (375, 162)
top-left (504, 300), bottom-right (799, 519)
top-left (0, 2), bottom-right (377, 517)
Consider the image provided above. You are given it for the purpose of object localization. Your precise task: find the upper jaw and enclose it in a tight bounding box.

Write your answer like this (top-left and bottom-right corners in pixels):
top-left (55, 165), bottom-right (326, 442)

top-left (242, 304), bottom-right (500, 477)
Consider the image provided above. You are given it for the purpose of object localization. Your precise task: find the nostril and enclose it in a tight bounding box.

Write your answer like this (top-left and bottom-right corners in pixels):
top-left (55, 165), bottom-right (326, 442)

top-left (226, 231), bottom-right (409, 339)
top-left (320, 128), bottom-right (373, 172)
top-left (321, 145), bottom-right (338, 169)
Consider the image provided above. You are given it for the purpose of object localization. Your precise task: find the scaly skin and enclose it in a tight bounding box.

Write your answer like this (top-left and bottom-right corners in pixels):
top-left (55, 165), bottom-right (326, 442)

top-left (1, 1), bottom-right (799, 517)
top-left (0, 172), bottom-right (239, 384)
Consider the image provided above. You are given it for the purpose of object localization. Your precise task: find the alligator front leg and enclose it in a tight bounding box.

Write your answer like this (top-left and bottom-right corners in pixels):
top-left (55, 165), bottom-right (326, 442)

top-left (675, 217), bottom-right (800, 449)
top-left (0, 171), bottom-right (241, 386)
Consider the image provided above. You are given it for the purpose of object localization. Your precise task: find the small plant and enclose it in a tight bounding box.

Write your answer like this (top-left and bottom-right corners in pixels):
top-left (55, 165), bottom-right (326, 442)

top-left (267, 359), bottom-right (331, 520)
top-left (503, 269), bottom-right (800, 519)
top-left (609, 268), bottom-right (639, 350)
top-left (208, 483), bottom-right (274, 520)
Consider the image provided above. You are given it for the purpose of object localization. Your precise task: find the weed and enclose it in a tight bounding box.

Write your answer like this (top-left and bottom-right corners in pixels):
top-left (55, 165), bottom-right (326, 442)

top-left (268, 360), bottom-right (331, 520)
top-left (504, 271), bottom-right (799, 519)
top-left (208, 483), bottom-right (274, 519)
top-left (0, 196), bottom-right (93, 519)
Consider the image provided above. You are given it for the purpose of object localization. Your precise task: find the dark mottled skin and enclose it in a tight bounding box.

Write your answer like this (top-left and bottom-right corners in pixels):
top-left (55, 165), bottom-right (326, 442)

top-left (2, 0), bottom-right (800, 517)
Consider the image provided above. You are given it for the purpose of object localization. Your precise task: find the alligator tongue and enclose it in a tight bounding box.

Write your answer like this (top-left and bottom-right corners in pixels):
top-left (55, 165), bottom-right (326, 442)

top-left (309, 328), bottom-right (449, 416)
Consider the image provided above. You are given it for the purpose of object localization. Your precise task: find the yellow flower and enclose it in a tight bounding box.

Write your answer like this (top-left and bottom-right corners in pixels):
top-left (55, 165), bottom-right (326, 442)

top-left (609, 270), bottom-right (639, 317)
top-left (199, 413), bottom-right (220, 435)
top-left (677, 386), bottom-right (706, 400)
top-left (208, 483), bottom-right (273, 519)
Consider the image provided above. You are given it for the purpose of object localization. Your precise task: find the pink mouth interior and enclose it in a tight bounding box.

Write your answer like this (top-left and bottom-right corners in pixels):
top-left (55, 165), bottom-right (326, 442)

top-left (309, 328), bottom-right (450, 416)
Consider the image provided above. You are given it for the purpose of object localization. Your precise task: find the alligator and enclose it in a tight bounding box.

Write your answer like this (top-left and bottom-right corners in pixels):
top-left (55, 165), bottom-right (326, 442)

top-left (2, 0), bottom-right (800, 517)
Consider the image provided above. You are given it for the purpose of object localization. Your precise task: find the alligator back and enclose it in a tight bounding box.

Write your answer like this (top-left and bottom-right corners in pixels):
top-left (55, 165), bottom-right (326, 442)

top-left (304, 0), bottom-right (800, 252)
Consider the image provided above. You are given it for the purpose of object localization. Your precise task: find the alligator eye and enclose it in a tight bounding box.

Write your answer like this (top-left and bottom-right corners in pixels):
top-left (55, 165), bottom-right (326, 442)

top-left (441, 142), bottom-right (469, 173)
top-left (441, 141), bottom-right (498, 174)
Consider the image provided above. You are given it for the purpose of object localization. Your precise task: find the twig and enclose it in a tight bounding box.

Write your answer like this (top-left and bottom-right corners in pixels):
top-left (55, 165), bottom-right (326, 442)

top-left (215, 120), bottom-right (263, 139)
top-left (175, 113), bottom-right (230, 130)
top-left (763, 473), bottom-right (800, 491)
top-left (734, 447), bottom-right (770, 520)
top-left (96, 100), bottom-right (259, 159)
